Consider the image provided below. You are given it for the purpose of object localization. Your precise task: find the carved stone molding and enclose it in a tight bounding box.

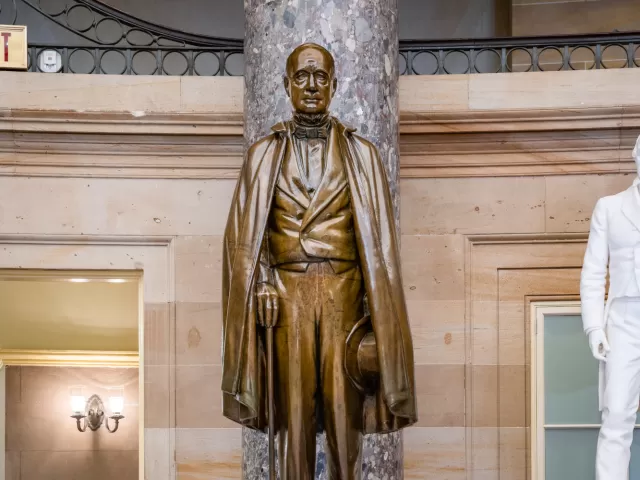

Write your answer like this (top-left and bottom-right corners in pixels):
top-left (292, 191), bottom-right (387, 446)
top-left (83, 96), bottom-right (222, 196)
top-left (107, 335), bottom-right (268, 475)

top-left (0, 233), bottom-right (175, 245)
top-left (0, 107), bottom-right (637, 179)
top-left (463, 231), bottom-right (589, 478)
top-left (0, 349), bottom-right (139, 367)
top-left (466, 232), bottom-right (589, 245)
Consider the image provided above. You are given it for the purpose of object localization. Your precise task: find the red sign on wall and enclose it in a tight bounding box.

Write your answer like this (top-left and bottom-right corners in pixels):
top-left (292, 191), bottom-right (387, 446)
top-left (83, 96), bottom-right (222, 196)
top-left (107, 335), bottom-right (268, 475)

top-left (0, 25), bottom-right (27, 70)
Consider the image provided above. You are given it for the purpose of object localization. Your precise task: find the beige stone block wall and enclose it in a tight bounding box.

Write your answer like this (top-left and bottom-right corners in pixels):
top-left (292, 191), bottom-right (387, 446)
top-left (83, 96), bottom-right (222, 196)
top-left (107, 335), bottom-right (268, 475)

top-left (0, 69), bottom-right (639, 478)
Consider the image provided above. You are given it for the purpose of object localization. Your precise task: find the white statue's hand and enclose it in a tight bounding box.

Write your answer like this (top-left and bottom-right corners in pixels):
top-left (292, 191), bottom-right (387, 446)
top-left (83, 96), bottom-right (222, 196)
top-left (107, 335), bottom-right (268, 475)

top-left (588, 328), bottom-right (610, 362)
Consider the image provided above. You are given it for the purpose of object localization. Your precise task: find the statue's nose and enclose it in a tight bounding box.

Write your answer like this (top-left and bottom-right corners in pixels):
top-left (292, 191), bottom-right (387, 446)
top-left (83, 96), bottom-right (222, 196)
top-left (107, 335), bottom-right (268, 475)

top-left (307, 75), bottom-right (317, 90)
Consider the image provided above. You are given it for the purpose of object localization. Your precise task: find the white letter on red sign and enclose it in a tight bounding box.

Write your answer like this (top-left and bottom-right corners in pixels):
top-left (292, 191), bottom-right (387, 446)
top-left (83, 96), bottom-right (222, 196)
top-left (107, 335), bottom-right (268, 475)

top-left (1, 32), bottom-right (11, 62)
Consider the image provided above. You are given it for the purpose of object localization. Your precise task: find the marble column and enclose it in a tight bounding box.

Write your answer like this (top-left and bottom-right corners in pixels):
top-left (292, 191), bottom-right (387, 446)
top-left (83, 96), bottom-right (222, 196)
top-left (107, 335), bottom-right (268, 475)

top-left (243, 1), bottom-right (402, 478)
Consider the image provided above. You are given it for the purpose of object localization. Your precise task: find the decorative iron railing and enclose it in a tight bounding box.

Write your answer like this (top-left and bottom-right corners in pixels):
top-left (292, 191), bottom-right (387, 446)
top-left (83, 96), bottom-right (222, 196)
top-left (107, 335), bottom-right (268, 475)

top-left (25, 45), bottom-right (245, 75)
top-left (400, 32), bottom-right (640, 74)
top-left (2, 0), bottom-right (639, 75)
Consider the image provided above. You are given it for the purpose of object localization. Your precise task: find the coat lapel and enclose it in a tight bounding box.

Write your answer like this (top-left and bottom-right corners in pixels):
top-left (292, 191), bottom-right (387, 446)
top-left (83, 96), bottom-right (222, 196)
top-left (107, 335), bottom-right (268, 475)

top-left (300, 119), bottom-right (348, 231)
top-left (621, 185), bottom-right (640, 233)
top-left (277, 130), bottom-right (312, 209)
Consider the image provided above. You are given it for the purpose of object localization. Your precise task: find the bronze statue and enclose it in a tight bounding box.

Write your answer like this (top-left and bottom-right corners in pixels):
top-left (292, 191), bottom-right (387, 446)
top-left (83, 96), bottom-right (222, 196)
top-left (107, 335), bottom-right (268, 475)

top-left (221, 43), bottom-right (417, 480)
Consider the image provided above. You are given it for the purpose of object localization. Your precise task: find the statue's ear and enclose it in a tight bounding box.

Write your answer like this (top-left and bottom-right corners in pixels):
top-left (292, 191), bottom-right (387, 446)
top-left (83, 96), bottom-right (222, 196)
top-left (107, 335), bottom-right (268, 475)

top-left (283, 75), bottom-right (291, 98)
top-left (332, 78), bottom-right (338, 94)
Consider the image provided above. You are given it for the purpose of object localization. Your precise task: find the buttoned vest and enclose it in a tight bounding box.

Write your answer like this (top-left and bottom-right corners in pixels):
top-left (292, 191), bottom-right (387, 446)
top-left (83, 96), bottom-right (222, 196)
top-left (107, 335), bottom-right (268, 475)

top-left (267, 126), bottom-right (357, 269)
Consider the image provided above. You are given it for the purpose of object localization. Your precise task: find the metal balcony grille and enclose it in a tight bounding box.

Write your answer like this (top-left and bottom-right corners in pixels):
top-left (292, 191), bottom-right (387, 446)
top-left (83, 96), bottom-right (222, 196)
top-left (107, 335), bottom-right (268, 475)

top-left (3, 0), bottom-right (639, 75)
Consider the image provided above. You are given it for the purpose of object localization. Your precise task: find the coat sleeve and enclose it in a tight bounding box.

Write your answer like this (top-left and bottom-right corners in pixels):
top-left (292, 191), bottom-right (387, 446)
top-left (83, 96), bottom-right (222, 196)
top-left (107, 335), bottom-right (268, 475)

top-left (222, 138), bottom-right (272, 320)
top-left (367, 144), bottom-right (402, 274)
top-left (222, 143), bottom-right (255, 329)
top-left (221, 137), bottom-right (270, 392)
top-left (581, 198), bottom-right (609, 333)
top-left (256, 237), bottom-right (273, 285)
top-left (221, 133), bottom-right (282, 430)
top-left (364, 140), bottom-right (416, 420)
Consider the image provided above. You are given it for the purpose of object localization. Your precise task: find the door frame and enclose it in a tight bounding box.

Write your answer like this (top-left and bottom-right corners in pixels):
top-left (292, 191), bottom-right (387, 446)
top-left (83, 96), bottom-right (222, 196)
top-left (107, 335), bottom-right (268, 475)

top-left (530, 300), bottom-right (582, 480)
top-left (0, 269), bottom-right (143, 480)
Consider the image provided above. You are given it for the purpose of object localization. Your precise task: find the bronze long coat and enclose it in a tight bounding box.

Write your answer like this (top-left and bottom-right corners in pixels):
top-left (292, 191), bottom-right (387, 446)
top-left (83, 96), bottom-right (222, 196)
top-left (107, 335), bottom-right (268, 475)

top-left (221, 118), bottom-right (417, 434)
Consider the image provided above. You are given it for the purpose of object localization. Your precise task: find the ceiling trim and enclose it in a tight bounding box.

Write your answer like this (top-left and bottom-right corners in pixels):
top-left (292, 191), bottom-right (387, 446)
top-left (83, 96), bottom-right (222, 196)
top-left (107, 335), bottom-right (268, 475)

top-left (0, 269), bottom-right (142, 282)
top-left (0, 350), bottom-right (139, 367)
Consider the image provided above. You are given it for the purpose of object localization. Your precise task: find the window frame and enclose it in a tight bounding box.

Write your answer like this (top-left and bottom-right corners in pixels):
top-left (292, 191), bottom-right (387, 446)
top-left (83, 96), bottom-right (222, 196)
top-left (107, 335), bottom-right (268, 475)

top-left (531, 300), bottom-right (582, 480)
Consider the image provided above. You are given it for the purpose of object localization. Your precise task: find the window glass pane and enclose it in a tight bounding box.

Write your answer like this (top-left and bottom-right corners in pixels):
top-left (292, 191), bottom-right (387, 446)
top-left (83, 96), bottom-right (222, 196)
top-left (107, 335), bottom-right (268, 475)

top-left (544, 314), bottom-right (601, 424)
top-left (546, 428), bottom-right (640, 479)
top-left (545, 429), bottom-right (597, 479)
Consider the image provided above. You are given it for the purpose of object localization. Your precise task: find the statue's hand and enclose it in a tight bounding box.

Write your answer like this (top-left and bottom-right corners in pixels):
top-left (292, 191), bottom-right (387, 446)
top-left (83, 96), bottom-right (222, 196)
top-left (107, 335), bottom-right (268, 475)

top-left (588, 328), bottom-right (610, 362)
top-left (256, 282), bottom-right (279, 328)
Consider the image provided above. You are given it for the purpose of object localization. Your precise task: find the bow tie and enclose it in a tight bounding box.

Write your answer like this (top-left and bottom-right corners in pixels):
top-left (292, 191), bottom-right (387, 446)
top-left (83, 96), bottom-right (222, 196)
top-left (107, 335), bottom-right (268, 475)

top-left (293, 124), bottom-right (329, 139)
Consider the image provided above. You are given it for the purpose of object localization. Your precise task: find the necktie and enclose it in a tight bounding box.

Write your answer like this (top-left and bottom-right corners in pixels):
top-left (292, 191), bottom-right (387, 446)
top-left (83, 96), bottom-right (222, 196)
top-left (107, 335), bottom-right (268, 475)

top-left (293, 125), bottom-right (329, 139)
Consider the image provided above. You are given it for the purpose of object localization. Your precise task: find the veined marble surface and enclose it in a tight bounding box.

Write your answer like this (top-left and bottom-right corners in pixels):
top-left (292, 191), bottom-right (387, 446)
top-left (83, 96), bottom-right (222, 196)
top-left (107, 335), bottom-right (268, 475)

top-left (242, 429), bottom-right (402, 480)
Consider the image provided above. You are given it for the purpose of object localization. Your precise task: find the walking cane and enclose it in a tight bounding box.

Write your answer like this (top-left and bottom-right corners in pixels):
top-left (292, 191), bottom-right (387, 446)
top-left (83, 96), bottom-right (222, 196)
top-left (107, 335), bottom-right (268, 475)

top-left (266, 308), bottom-right (278, 479)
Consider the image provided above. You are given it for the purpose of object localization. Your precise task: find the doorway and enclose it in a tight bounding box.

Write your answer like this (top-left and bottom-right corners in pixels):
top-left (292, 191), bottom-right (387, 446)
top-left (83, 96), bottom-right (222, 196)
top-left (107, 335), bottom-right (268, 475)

top-left (0, 270), bottom-right (143, 480)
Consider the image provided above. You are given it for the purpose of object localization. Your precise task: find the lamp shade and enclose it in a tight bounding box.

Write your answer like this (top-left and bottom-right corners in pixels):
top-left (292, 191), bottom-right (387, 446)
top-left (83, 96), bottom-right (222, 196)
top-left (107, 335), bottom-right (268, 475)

top-left (107, 385), bottom-right (125, 415)
top-left (109, 393), bottom-right (124, 415)
top-left (71, 395), bottom-right (86, 414)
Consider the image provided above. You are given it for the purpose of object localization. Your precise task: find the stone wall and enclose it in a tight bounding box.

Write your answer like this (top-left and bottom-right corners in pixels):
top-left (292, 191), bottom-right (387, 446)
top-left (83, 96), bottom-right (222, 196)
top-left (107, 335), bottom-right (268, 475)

top-left (5, 366), bottom-right (138, 480)
top-left (0, 68), bottom-right (639, 479)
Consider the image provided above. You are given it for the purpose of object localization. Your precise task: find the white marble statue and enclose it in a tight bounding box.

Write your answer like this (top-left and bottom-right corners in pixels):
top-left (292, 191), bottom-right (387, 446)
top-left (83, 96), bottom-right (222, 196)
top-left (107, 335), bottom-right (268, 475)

top-left (581, 134), bottom-right (640, 479)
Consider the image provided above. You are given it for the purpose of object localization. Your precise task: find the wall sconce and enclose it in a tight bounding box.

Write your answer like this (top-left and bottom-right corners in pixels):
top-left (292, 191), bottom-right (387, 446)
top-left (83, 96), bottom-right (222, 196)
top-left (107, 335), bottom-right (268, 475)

top-left (70, 387), bottom-right (125, 433)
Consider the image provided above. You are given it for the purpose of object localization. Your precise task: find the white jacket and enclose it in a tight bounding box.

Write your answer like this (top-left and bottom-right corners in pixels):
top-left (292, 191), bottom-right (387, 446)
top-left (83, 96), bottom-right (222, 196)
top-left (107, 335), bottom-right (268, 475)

top-left (581, 179), bottom-right (640, 333)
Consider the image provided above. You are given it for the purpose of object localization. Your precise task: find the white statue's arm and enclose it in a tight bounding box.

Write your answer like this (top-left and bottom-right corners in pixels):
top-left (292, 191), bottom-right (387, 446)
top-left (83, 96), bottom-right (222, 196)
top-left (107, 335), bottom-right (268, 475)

top-left (580, 198), bottom-right (610, 361)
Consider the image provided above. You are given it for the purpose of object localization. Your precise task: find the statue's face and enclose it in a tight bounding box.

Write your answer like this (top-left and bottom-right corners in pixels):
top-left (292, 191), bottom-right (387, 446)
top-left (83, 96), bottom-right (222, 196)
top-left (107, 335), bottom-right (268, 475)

top-left (285, 46), bottom-right (337, 114)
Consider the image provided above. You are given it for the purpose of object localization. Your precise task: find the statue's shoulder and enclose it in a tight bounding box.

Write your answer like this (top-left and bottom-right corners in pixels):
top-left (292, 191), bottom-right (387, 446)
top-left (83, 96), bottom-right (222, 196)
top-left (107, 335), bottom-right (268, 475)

top-left (270, 121), bottom-right (289, 135)
top-left (593, 190), bottom-right (624, 215)
top-left (350, 133), bottom-right (377, 153)
top-left (332, 117), bottom-right (357, 136)
top-left (604, 189), bottom-right (627, 204)
top-left (246, 123), bottom-right (288, 158)
top-left (332, 118), bottom-right (375, 153)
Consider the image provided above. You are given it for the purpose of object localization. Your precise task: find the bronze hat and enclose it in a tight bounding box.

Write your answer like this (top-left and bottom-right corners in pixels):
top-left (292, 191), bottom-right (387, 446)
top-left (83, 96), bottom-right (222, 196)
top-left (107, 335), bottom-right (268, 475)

top-left (344, 315), bottom-right (380, 394)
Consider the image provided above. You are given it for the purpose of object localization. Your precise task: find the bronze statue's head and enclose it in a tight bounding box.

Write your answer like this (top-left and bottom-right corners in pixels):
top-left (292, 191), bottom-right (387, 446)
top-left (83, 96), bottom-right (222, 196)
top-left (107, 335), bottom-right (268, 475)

top-left (284, 43), bottom-right (337, 115)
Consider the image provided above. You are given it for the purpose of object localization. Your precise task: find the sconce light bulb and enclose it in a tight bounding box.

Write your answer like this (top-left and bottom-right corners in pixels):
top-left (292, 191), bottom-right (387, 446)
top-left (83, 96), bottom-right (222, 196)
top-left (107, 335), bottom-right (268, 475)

top-left (71, 395), bottom-right (86, 414)
top-left (109, 396), bottom-right (124, 416)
